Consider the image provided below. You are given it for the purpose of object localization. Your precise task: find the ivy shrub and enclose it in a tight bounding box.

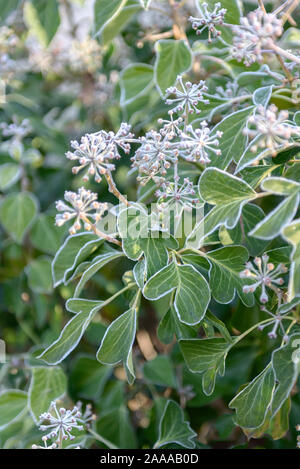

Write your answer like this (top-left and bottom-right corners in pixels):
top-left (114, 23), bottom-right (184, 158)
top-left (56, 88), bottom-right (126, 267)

top-left (0, 0), bottom-right (300, 450)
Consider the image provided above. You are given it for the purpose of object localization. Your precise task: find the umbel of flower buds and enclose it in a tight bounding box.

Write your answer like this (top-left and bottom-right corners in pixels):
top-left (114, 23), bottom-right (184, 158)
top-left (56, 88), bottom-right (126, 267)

top-left (189, 2), bottom-right (227, 43)
top-left (244, 104), bottom-right (300, 156)
top-left (179, 121), bottom-right (223, 164)
top-left (258, 306), bottom-right (289, 342)
top-left (66, 123), bottom-right (133, 183)
top-left (165, 75), bottom-right (209, 116)
top-left (240, 254), bottom-right (287, 304)
top-left (155, 177), bottom-right (199, 213)
top-left (55, 187), bottom-right (108, 235)
top-left (131, 130), bottom-right (178, 185)
top-left (232, 10), bottom-right (283, 66)
top-left (38, 401), bottom-right (85, 442)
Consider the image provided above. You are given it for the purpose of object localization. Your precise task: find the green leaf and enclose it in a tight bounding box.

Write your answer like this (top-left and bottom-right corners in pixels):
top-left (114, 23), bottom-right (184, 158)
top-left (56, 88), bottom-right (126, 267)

top-left (209, 107), bottom-right (254, 169)
top-left (70, 356), bottom-right (111, 400)
top-left (94, 0), bottom-right (127, 37)
top-left (101, 0), bottom-right (140, 44)
top-left (143, 355), bottom-right (177, 388)
top-left (0, 390), bottom-right (27, 430)
top-left (39, 299), bottom-right (104, 365)
top-left (0, 192), bottom-right (38, 243)
top-left (271, 332), bottom-right (300, 415)
top-left (74, 247), bottom-right (124, 296)
top-left (120, 63), bottom-right (154, 105)
top-left (236, 140), bottom-right (297, 173)
top-left (24, 0), bottom-right (60, 46)
top-left (204, 245), bottom-right (254, 306)
top-left (282, 219), bottom-right (300, 299)
top-left (157, 306), bottom-right (198, 344)
top-left (154, 400), bottom-right (196, 449)
top-left (96, 306), bottom-right (137, 384)
top-left (30, 214), bottom-right (62, 254)
top-left (52, 232), bottom-right (103, 287)
top-left (253, 85), bottom-right (273, 107)
top-left (250, 178), bottom-right (300, 240)
top-left (25, 256), bottom-right (53, 294)
top-left (29, 366), bottom-right (67, 422)
top-left (0, 163), bottom-right (21, 191)
top-left (144, 260), bottom-right (210, 325)
top-left (118, 204), bottom-right (173, 279)
top-left (229, 365), bottom-right (275, 429)
top-left (0, 0), bottom-right (20, 24)
top-left (154, 40), bottom-right (192, 96)
top-left (219, 204), bottom-right (269, 256)
top-left (180, 337), bottom-right (232, 395)
top-left (187, 169), bottom-right (256, 248)
top-left (204, 311), bottom-right (232, 343)
top-left (96, 405), bottom-right (137, 448)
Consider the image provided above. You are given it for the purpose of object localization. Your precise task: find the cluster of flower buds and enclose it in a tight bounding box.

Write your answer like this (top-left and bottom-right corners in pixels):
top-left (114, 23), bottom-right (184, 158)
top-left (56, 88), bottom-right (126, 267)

top-left (232, 10), bottom-right (283, 66)
top-left (258, 305), bottom-right (290, 342)
top-left (68, 36), bottom-right (103, 74)
top-left (240, 254), bottom-right (287, 304)
top-left (244, 104), bottom-right (300, 156)
top-left (55, 187), bottom-right (108, 235)
top-left (32, 436), bottom-right (57, 450)
top-left (131, 130), bottom-right (178, 185)
top-left (165, 75), bottom-right (209, 115)
top-left (158, 113), bottom-right (183, 139)
top-left (0, 26), bottom-right (18, 55)
top-left (215, 81), bottom-right (246, 99)
top-left (189, 2), bottom-right (227, 43)
top-left (155, 177), bottom-right (199, 212)
top-left (179, 121), bottom-right (223, 164)
top-left (38, 402), bottom-right (85, 443)
top-left (66, 123), bottom-right (133, 183)
top-left (0, 118), bottom-right (32, 140)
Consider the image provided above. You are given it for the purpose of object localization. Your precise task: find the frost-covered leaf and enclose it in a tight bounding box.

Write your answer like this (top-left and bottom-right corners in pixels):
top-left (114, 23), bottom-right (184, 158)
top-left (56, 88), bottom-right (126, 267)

top-left (180, 337), bottom-right (232, 395)
top-left (0, 390), bottom-right (27, 430)
top-left (52, 232), bottom-right (104, 287)
top-left (271, 333), bottom-right (300, 416)
top-left (39, 300), bottom-right (104, 365)
top-left (157, 306), bottom-right (198, 344)
top-left (74, 247), bottom-right (124, 296)
top-left (209, 107), bottom-right (254, 169)
top-left (118, 204), bottom-right (175, 278)
top-left (154, 40), bottom-right (192, 96)
top-left (101, 0), bottom-right (140, 44)
top-left (219, 204), bottom-right (269, 256)
top-left (120, 63), bottom-right (153, 105)
top-left (229, 365), bottom-right (275, 429)
top-left (29, 366), bottom-right (67, 422)
top-left (250, 178), bottom-right (300, 240)
top-left (143, 260), bottom-right (210, 325)
top-left (96, 305), bottom-right (137, 384)
top-left (154, 400), bottom-right (196, 449)
top-left (187, 168), bottom-right (256, 248)
top-left (253, 85), bottom-right (273, 107)
top-left (94, 0), bottom-right (126, 37)
top-left (282, 219), bottom-right (300, 299)
top-left (205, 245), bottom-right (254, 306)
